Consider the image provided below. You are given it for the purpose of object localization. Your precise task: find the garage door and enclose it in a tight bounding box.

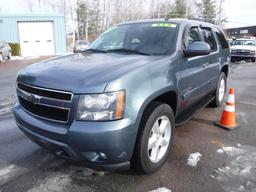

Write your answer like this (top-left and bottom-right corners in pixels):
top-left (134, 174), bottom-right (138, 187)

top-left (18, 22), bottom-right (55, 56)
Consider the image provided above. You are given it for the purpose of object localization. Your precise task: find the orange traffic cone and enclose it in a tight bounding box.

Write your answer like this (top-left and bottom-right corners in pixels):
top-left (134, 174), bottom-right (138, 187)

top-left (215, 88), bottom-right (239, 130)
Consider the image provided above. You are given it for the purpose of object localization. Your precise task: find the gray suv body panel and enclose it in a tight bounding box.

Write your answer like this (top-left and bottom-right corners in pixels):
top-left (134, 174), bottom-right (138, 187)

top-left (14, 19), bottom-right (230, 171)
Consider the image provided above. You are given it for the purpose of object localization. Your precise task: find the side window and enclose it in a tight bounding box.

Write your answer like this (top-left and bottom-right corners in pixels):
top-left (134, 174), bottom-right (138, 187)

top-left (202, 28), bottom-right (217, 52)
top-left (187, 27), bottom-right (201, 45)
top-left (216, 31), bottom-right (229, 49)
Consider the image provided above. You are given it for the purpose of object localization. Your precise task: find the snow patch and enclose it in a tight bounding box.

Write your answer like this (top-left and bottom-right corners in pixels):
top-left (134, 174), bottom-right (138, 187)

top-left (187, 152), bottom-right (202, 167)
top-left (149, 187), bottom-right (172, 192)
top-left (217, 149), bottom-right (224, 153)
top-left (219, 146), bottom-right (244, 156)
top-left (82, 168), bottom-right (106, 177)
top-left (0, 164), bottom-right (26, 186)
top-left (10, 56), bottom-right (24, 60)
top-left (212, 145), bottom-right (256, 192)
top-left (0, 165), bottom-right (15, 178)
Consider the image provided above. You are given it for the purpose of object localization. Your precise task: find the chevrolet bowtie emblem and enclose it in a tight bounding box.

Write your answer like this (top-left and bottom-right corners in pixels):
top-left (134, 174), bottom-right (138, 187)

top-left (28, 94), bottom-right (41, 104)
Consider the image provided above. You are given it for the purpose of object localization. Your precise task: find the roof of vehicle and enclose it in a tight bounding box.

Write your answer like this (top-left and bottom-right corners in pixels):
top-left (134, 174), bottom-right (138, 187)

top-left (118, 18), bottom-right (222, 30)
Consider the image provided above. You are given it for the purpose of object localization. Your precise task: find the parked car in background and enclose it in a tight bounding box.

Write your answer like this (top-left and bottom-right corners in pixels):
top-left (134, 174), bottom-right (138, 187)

top-left (73, 40), bottom-right (89, 53)
top-left (226, 38), bottom-right (234, 46)
top-left (0, 41), bottom-right (12, 62)
top-left (231, 38), bottom-right (256, 62)
top-left (14, 19), bottom-right (230, 174)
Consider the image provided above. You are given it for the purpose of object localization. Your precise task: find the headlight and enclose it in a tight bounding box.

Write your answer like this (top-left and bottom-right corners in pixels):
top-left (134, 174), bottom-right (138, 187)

top-left (76, 90), bottom-right (125, 121)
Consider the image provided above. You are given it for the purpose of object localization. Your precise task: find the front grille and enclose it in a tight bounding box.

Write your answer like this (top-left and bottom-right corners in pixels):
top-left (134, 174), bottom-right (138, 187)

top-left (17, 82), bottom-right (73, 123)
top-left (235, 49), bottom-right (253, 55)
top-left (18, 96), bottom-right (69, 122)
top-left (17, 83), bottom-right (72, 100)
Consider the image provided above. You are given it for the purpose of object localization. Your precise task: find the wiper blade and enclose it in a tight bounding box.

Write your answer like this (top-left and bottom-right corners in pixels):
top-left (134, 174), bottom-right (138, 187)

top-left (106, 48), bottom-right (150, 55)
top-left (83, 48), bottom-right (107, 53)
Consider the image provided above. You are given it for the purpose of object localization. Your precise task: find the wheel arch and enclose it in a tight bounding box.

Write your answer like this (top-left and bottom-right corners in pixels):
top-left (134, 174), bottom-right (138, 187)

top-left (132, 88), bottom-right (178, 147)
top-left (131, 88), bottom-right (177, 170)
top-left (221, 65), bottom-right (229, 77)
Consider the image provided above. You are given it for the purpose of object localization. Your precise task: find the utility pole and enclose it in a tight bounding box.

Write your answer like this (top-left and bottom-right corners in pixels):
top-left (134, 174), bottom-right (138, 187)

top-left (218, 0), bottom-right (224, 25)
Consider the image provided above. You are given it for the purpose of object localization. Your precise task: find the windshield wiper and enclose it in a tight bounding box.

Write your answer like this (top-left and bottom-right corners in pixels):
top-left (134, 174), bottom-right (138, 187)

top-left (83, 48), bottom-right (107, 53)
top-left (106, 48), bottom-right (150, 55)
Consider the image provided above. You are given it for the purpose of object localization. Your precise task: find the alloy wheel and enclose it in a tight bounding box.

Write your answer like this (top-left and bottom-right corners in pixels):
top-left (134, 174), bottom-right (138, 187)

top-left (148, 115), bottom-right (171, 163)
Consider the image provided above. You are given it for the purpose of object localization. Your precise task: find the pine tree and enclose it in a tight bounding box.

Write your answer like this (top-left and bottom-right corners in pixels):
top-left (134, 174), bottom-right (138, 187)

top-left (197, 0), bottom-right (216, 24)
top-left (168, 0), bottom-right (192, 19)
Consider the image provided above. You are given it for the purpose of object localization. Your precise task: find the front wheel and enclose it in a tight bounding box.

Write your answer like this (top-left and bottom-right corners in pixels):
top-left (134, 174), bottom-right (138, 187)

top-left (132, 102), bottom-right (175, 174)
top-left (210, 72), bottom-right (227, 107)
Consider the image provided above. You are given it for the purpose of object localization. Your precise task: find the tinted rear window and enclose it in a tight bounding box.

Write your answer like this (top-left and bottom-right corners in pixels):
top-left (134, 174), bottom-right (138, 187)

top-left (216, 31), bottom-right (229, 49)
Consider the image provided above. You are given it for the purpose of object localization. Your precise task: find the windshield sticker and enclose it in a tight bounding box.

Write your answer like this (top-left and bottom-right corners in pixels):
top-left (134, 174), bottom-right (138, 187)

top-left (152, 23), bottom-right (177, 28)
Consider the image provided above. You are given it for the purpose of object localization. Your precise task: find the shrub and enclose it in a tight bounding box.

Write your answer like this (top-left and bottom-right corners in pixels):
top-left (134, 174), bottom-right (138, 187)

top-left (8, 43), bottom-right (21, 56)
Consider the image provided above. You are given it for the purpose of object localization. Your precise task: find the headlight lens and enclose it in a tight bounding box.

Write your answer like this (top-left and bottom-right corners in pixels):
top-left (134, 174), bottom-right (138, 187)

top-left (76, 90), bottom-right (125, 121)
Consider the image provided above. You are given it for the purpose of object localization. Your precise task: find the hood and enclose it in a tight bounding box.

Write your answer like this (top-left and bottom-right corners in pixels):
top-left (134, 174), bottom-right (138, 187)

top-left (231, 45), bottom-right (256, 51)
top-left (17, 53), bottom-right (159, 93)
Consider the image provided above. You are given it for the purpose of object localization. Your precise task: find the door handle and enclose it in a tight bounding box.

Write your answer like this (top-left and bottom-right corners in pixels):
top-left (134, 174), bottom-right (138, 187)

top-left (202, 64), bottom-right (208, 68)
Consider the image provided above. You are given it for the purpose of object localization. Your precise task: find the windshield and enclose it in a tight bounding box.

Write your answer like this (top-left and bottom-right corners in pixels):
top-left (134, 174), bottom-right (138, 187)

top-left (89, 22), bottom-right (178, 55)
top-left (234, 40), bottom-right (256, 46)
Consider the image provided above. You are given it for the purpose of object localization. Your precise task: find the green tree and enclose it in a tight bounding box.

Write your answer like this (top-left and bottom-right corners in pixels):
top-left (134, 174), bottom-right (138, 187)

top-left (169, 0), bottom-right (191, 18)
top-left (168, 0), bottom-right (193, 18)
top-left (197, 0), bottom-right (216, 24)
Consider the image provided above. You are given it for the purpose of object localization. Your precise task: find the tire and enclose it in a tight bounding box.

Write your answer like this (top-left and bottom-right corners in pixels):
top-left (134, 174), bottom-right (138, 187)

top-left (7, 51), bottom-right (11, 60)
top-left (210, 72), bottom-right (227, 107)
top-left (252, 58), bottom-right (255, 63)
top-left (132, 102), bottom-right (175, 174)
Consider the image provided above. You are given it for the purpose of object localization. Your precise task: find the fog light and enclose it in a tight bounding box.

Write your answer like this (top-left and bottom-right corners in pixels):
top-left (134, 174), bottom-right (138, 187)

top-left (99, 152), bottom-right (106, 159)
top-left (83, 152), bottom-right (107, 162)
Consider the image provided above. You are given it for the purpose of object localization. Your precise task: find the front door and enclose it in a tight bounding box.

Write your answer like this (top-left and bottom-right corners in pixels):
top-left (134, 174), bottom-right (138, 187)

top-left (179, 26), bottom-right (210, 111)
top-left (201, 27), bottom-right (220, 92)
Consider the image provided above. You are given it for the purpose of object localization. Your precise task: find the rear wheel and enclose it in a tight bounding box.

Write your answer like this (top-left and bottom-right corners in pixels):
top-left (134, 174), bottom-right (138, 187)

top-left (210, 72), bottom-right (227, 107)
top-left (132, 102), bottom-right (175, 174)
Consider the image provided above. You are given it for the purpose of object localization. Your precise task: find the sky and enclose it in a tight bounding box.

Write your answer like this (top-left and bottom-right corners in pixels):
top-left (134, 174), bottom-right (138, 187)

top-left (223, 0), bottom-right (256, 28)
top-left (0, 0), bottom-right (256, 29)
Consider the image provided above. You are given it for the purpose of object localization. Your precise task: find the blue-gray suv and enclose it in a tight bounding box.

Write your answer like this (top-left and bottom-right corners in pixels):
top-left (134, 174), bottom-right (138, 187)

top-left (14, 19), bottom-right (230, 174)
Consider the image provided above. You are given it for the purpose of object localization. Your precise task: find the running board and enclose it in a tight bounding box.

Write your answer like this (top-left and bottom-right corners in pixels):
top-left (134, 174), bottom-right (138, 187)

top-left (175, 96), bottom-right (215, 127)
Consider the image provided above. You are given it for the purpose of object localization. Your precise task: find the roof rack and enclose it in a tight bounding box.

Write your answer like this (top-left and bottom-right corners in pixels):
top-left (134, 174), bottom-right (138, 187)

top-left (164, 17), bottom-right (207, 22)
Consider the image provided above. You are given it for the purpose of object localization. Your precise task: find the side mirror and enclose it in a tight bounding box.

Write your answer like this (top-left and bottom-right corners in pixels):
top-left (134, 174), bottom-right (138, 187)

top-left (184, 41), bottom-right (211, 57)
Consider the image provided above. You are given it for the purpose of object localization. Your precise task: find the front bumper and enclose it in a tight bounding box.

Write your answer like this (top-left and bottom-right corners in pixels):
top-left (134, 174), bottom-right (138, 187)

top-left (231, 53), bottom-right (256, 59)
top-left (14, 105), bottom-right (137, 171)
